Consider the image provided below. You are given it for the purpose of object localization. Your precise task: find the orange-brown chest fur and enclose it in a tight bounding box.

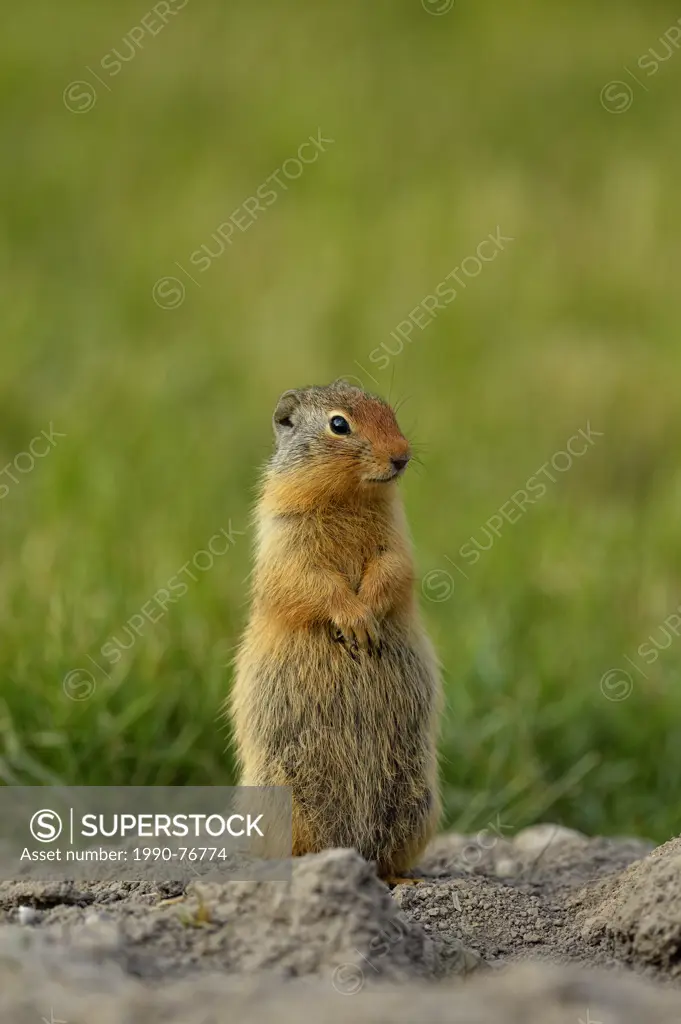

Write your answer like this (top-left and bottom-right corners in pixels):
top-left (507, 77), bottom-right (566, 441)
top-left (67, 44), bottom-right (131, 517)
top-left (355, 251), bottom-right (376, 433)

top-left (254, 483), bottom-right (407, 611)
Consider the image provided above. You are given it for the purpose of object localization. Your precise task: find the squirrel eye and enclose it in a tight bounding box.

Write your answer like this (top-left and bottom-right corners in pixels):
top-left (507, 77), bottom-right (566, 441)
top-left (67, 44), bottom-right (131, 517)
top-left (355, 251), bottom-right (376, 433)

top-left (329, 414), bottom-right (351, 436)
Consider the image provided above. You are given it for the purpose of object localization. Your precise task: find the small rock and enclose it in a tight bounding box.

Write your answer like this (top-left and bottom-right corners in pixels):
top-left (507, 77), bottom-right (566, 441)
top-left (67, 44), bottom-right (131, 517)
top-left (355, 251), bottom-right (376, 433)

top-left (495, 857), bottom-right (519, 878)
top-left (514, 824), bottom-right (586, 854)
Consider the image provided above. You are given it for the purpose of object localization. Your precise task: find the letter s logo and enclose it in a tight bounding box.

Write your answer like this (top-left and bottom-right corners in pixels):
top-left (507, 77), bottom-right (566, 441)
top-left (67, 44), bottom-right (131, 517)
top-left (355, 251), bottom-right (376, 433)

top-left (30, 809), bottom-right (63, 842)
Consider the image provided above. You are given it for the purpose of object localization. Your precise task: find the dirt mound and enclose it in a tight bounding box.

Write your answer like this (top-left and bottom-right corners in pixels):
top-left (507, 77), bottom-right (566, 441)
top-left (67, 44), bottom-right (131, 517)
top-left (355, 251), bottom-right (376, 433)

top-left (0, 932), bottom-right (678, 1024)
top-left (578, 836), bottom-right (681, 976)
top-left (0, 848), bottom-right (477, 982)
top-left (0, 826), bottom-right (680, 1021)
top-left (420, 823), bottom-right (653, 890)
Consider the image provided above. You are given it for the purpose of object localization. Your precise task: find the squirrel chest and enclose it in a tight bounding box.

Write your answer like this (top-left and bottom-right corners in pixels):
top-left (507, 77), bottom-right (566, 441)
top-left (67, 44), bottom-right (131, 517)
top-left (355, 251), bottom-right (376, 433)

top-left (257, 507), bottom-right (392, 606)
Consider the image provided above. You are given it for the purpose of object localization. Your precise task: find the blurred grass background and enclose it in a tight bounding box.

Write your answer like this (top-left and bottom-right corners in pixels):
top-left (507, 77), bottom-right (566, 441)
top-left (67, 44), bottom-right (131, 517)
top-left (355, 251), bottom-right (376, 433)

top-left (2, 0), bottom-right (681, 841)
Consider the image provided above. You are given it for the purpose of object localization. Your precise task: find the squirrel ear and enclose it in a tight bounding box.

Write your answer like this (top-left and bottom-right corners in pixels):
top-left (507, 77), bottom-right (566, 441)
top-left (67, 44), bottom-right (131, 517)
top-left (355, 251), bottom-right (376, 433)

top-left (273, 390), bottom-right (300, 433)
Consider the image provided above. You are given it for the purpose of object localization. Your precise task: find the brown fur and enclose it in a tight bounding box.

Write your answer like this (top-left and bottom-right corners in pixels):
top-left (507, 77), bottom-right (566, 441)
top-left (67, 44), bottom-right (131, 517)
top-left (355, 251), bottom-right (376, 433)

top-left (229, 381), bottom-right (442, 876)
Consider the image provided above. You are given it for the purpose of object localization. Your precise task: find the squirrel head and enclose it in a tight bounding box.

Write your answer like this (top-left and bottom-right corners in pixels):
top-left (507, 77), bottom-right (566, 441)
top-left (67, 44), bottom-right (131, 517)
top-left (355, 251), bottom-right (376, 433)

top-left (267, 380), bottom-right (411, 506)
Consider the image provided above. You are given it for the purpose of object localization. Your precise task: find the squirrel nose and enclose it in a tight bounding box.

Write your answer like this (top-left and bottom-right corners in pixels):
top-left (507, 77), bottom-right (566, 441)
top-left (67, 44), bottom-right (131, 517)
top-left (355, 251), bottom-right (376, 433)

top-left (391, 454), bottom-right (411, 473)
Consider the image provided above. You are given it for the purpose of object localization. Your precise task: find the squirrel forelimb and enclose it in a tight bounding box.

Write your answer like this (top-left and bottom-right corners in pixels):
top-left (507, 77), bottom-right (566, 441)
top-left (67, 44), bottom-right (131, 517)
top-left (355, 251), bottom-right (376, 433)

top-left (358, 548), bottom-right (414, 622)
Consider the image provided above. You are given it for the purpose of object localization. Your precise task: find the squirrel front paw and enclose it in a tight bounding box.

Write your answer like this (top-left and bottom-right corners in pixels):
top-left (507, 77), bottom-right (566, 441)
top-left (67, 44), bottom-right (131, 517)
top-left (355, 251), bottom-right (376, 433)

top-left (331, 610), bottom-right (382, 656)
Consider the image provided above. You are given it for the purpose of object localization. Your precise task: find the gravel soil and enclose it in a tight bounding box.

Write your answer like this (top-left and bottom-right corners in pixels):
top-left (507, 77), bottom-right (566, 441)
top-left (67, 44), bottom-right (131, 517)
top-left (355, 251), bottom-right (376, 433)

top-left (2, 824), bottom-right (681, 1022)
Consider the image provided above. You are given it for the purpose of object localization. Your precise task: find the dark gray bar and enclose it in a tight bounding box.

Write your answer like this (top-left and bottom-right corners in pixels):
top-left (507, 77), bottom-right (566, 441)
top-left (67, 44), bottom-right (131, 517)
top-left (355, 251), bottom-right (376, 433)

top-left (0, 787), bottom-right (292, 882)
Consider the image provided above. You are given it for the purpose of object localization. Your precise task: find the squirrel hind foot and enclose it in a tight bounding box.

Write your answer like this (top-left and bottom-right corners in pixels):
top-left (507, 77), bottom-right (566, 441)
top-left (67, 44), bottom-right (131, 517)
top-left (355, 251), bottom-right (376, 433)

top-left (379, 875), bottom-right (424, 888)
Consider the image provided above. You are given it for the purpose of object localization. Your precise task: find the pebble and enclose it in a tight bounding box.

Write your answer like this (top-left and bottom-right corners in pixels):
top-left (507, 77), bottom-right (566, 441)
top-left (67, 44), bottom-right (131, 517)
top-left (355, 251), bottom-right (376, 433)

top-left (85, 912), bottom-right (106, 926)
top-left (17, 906), bottom-right (38, 926)
top-left (495, 857), bottom-right (518, 878)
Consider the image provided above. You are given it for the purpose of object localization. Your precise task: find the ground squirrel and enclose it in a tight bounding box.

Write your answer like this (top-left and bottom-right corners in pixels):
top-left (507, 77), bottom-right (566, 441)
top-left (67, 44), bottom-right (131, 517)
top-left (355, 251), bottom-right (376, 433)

top-left (230, 380), bottom-right (442, 880)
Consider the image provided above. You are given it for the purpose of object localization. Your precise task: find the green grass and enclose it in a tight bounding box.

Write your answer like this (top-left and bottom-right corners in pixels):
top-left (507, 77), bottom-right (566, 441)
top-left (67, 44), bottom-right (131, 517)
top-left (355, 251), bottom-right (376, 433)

top-left (2, 0), bottom-right (681, 841)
